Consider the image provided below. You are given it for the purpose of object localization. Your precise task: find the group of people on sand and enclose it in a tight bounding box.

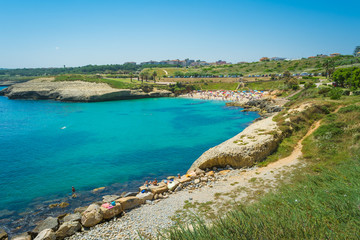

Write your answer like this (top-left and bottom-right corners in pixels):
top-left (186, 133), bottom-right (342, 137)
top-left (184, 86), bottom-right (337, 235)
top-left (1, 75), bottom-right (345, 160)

top-left (184, 90), bottom-right (268, 101)
top-left (144, 174), bottom-right (181, 187)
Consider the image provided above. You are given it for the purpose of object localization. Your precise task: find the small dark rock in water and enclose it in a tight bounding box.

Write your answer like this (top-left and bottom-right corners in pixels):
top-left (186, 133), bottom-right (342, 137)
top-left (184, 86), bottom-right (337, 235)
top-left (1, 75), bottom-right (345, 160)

top-left (0, 228), bottom-right (8, 240)
top-left (0, 209), bottom-right (15, 218)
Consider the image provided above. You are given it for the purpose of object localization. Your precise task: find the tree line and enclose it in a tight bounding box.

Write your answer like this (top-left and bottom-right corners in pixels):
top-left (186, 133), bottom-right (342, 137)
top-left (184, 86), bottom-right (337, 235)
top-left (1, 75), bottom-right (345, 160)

top-left (0, 63), bottom-right (178, 77)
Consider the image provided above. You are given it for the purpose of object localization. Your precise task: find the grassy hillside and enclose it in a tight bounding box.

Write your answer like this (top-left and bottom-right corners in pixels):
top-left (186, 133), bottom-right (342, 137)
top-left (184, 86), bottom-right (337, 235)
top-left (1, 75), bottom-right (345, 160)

top-left (143, 55), bottom-right (360, 78)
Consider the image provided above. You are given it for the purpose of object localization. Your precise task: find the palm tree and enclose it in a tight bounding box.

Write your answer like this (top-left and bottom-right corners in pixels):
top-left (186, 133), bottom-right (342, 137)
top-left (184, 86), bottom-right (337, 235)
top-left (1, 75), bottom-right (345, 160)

top-left (139, 72), bottom-right (145, 83)
top-left (152, 71), bottom-right (157, 83)
top-left (130, 72), bottom-right (134, 82)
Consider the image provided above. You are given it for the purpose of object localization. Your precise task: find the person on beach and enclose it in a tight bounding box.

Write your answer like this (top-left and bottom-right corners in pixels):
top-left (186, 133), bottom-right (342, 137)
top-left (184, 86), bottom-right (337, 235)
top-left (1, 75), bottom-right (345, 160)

top-left (177, 173), bottom-right (181, 179)
top-left (153, 178), bottom-right (158, 185)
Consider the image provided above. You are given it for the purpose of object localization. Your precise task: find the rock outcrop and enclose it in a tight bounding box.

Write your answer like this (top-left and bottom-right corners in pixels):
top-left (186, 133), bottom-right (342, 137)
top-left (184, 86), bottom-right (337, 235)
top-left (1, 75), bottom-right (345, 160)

top-left (0, 79), bottom-right (173, 102)
top-left (188, 116), bottom-right (283, 172)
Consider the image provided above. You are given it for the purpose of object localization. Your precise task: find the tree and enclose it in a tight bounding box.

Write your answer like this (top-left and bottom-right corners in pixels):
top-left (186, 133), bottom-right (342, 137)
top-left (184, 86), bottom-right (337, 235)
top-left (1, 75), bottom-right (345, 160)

top-left (353, 46), bottom-right (360, 56)
top-left (130, 72), bottom-right (134, 82)
top-left (322, 59), bottom-right (335, 79)
top-left (139, 72), bottom-right (145, 83)
top-left (152, 71), bottom-right (157, 83)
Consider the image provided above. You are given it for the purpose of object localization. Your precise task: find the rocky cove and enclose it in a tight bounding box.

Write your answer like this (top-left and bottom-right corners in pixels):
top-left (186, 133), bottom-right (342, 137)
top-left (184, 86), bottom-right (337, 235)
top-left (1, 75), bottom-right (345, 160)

top-left (0, 80), bottom-right (287, 239)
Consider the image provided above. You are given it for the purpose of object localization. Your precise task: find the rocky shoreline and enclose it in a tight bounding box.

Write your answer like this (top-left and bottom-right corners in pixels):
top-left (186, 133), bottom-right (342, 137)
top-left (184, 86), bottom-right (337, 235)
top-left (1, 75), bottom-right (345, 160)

top-left (0, 79), bottom-right (173, 102)
top-left (1, 111), bottom-right (286, 240)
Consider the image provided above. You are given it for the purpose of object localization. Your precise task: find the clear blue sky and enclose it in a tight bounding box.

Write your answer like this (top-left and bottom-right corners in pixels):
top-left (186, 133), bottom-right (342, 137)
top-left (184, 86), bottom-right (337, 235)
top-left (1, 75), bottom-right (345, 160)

top-left (1, 0), bottom-right (359, 68)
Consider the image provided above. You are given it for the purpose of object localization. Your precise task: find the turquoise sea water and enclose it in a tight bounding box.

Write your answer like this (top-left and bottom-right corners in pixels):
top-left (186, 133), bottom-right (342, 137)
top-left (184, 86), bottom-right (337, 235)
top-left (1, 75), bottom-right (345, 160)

top-left (0, 87), bottom-right (258, 227)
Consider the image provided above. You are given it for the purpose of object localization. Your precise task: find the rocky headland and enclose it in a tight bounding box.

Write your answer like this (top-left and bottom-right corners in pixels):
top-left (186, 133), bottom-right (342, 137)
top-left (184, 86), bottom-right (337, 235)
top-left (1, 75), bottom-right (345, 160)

top-left (0, 78), bottom-right (173, 102)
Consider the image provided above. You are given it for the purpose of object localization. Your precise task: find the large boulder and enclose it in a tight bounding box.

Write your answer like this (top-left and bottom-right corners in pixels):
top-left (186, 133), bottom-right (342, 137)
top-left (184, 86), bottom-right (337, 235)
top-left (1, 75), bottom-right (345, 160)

top-left (55, 221), bottom-right (81, 239)
top-left (136, 192), bottom-right (154, 201)
top-left (81, 204), bottom-right (103, 227)
top-left (12, 232), bottom-right (32, 240)
top-left (34, 229), bottom-right (56, 240)
top-left (100, 203), bottom-right (123, 220)
top-left (188, 117), bottom-right (283, 171)
top-left (32, 217), bottom-right (59, 234)
top-left (148, 182), bottom-right (168, 195)
top-left (0, 228), bottom-right (7, 240)
top-left (116, 197), bottom-right (143, 210)
top-left (63, 212), bottom-right (81, 222)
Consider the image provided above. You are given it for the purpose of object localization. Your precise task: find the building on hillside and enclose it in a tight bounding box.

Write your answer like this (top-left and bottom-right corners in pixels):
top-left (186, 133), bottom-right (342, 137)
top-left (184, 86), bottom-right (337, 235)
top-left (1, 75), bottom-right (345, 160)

top-left (316, 54), bottom-right (328, 58)
top-left (330, 53), bottom-right (341, 57)
top-left (140, 60), bottom-right (160, 65)
top-left (216, 60), bottom-right (227, 65)
top-left (270, 57), bottom-right (286, 61)
top-left (260, 57), bottom-right (270, 62)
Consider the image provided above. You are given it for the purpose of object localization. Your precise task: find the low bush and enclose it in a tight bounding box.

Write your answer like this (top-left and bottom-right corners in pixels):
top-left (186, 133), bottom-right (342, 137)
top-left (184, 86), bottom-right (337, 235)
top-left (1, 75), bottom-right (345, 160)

top-left (329, 88), bottom-right (343, 100)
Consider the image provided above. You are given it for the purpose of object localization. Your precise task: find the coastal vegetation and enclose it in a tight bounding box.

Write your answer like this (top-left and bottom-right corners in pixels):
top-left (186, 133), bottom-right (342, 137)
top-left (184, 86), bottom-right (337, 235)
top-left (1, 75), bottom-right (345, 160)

top-left (162, 89), bottom-right (360, 239)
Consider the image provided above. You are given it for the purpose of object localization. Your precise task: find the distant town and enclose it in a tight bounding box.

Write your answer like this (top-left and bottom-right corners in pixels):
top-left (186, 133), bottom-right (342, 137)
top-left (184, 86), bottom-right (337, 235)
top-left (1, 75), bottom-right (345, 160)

top-left (124, 52), bottom-right (354, 67)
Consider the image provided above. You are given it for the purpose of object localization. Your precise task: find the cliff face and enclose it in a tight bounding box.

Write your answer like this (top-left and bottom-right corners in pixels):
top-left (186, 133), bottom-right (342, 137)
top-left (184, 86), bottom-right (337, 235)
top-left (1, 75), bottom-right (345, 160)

top-left (188, 116), bottom-right (283, 172)
top-left (0, 79), bottom-right (173, 102)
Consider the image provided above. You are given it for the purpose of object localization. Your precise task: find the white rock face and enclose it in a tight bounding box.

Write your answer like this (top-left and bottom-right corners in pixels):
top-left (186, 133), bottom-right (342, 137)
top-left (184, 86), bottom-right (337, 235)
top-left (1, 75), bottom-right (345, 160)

top-left (188, 116), bottom-right (283, 172)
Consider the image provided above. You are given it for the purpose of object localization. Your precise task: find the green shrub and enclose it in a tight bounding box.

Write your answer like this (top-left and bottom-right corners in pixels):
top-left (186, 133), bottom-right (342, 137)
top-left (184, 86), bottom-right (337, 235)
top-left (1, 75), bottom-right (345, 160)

top-left (329, 88), bottom-right (343, 100)
top-left (338, 104), bottom-right (360, 113)
top-left (318, 87), bottom-right (331, 95)
top-left (304, 81), bottom-right (316, 89)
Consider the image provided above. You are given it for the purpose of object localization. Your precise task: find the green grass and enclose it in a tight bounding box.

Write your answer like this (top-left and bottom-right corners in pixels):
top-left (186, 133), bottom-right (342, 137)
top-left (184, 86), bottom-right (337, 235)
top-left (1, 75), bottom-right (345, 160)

top-left (0, 75), bottom-right (38, 82)
top-left (54, 74), bottom-right (153, 89)
top-left (161, 100), bottom-right (360, 239)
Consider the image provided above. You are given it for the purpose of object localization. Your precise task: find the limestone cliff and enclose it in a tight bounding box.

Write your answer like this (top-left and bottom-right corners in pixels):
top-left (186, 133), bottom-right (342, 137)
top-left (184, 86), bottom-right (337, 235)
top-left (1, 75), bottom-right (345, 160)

top-left (188, 116), bottom-right (283, 172)
top-left (0, 78), bottom-right (173, 102)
